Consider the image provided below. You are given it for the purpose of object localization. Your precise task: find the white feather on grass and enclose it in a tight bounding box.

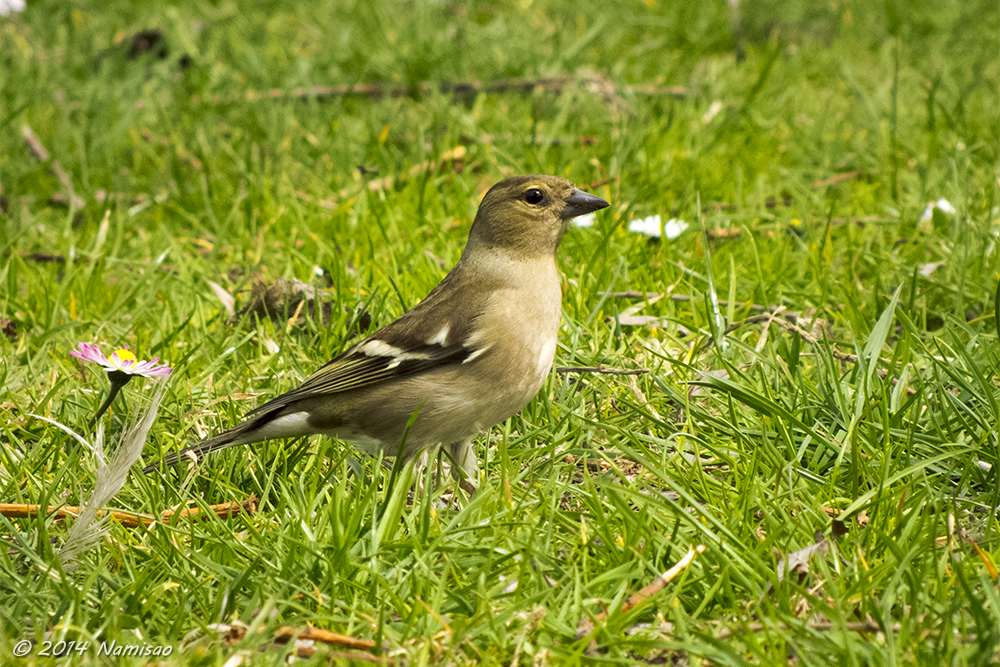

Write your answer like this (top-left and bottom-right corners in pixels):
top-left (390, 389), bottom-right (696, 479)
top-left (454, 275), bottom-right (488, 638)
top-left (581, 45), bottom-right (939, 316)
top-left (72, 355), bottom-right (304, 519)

top-left (31, 379), bottom-right (169, 571)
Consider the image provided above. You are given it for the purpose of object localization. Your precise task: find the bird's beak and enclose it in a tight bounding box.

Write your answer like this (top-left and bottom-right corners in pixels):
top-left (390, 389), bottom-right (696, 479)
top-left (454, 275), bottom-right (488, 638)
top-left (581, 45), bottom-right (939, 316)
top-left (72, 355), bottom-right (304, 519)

top-left (561, 189), bottom-right (610, 220)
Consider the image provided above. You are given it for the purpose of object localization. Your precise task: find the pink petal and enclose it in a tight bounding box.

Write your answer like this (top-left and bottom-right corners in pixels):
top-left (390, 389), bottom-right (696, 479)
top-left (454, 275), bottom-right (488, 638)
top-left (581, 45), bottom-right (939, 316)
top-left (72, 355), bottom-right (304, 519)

top-left (129, 358), bottom-right (174, 377)
top-left (141, 362), bottom-right (173, 377)
top-left (69, 342), bottom-right (110, 366)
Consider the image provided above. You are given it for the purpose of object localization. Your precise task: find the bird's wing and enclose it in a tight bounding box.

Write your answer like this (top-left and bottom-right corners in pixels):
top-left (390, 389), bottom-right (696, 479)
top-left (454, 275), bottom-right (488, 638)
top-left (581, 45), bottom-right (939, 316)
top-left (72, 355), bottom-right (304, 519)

top-left (244, 300), bottom-right (484, 416)
top-left (245, 339), bottom-right (470, 416)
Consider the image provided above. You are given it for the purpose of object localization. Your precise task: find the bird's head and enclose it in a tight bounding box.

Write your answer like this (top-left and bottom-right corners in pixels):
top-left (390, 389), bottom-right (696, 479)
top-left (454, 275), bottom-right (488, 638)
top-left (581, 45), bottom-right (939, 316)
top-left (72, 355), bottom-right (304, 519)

top-left (466, 175), bottom-right (609, 258)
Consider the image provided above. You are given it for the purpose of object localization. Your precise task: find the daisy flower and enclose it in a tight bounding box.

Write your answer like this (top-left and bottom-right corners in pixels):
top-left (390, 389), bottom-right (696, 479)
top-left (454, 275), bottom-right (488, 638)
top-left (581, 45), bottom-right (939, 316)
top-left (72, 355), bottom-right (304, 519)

top-left (71, 343), bottom-right (173, 378)
top-left (0, 0), bottom-right (25, 17)
top-left (627, 214), bottom-right (689, 240)
top-left (70, 342), bottom-right (172, 425)
top-left (920, 198), bottom-right (956, 223)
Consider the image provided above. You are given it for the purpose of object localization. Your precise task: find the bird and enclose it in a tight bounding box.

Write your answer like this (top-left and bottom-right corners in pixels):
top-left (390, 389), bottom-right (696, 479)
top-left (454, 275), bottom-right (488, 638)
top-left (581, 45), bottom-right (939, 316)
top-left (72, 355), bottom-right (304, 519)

top-left (144, 174), bottom-right (610, 490)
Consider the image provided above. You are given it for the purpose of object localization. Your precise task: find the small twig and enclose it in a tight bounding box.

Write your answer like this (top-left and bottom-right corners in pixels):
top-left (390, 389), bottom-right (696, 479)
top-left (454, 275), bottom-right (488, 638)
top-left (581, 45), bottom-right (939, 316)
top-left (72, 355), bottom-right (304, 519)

top-left (22, 124), bottom-right (85, 211)
top-left (272, 626), bottom-right (377, 651)
top-left (614, 545), bottom-right (705, 617)
top-left (696, 313), bottom-right (919, 395)
top-left (93, 190), bottom-right (149, 205)
top-left (459, 132), bottom-right (600, 148)
top-left (320, 651), bottom-right (394, 664)
top-left (555, 366), bottom-right (649, 376)
top-left (614, 292), bottom-right (808, 322)
top-left (270, 627), bottom-right (386, 662)
top-left (576, 545), bottom-right (705, 638)
top-left (13, 252), bottom-right (182, 280)
top-left (295, 146), bottom-right (467, 211)
top-left (701, 219), bottom-right (892, 241)
top-left (625, 373), bottom-right (661, 420)
top-left (614, 294), bottom-right (921, 389)
top-left (625, 83), bottom-right (688, 98)
top-left (209, 623), bottom-right (386, 662)
top-left (0, 496), bottom-right (258, 528)
top-left (21, 125), bottom-right (51, 162)
top-left (190, 76), bottom-right (687, 106)
top-left (811, 170), bottom-right (865, 189)
top-left (715, 620), bottom-right (898, 639)
top-left (51, 190), bottom-right (157, 209)
top-left (695, 313), bottom-right (795, 353)
top-left (588, 176), bottom-right (615, 190)
top-left (357, 146), bottom-right (466, 194)
top-left (17, 252), bottom-right (78, 264)
top-left (706, 227), bottom-right (755, 240)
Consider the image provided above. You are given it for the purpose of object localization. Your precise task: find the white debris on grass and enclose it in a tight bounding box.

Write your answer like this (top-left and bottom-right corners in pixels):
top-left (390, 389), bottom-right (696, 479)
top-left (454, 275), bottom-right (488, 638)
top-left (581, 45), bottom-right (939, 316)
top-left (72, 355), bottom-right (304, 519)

top-left (920, 198), bottom-right (956, 223)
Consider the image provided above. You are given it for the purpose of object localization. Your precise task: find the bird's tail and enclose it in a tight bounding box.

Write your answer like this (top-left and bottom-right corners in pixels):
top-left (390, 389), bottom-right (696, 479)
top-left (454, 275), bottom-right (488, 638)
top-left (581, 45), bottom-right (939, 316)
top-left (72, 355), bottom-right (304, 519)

top-left (142, 426), bottom-right (250, 474)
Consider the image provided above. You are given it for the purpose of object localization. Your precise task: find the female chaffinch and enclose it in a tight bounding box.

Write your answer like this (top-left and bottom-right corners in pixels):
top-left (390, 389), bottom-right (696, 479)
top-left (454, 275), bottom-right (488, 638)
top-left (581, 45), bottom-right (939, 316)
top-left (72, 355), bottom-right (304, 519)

top-left (145, 175), bottom-right (609, 490)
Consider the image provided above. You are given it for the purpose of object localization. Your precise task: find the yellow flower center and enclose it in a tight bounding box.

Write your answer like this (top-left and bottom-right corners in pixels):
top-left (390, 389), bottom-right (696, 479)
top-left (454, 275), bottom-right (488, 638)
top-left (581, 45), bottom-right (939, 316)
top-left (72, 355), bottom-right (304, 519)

top-left (115, 349), bottom-right (136, 362)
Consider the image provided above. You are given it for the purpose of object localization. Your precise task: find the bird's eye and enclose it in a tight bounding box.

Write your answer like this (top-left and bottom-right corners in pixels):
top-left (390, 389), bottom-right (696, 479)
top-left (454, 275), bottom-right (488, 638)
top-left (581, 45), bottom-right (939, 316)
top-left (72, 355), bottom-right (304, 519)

top-left (523, 188), bottom-right (544, 205)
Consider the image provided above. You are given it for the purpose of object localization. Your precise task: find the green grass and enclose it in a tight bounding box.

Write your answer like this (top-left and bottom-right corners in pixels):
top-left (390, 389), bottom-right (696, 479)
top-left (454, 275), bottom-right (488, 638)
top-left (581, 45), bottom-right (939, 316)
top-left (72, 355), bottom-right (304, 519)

top-left (2, 0), bottom-right (1000, 664)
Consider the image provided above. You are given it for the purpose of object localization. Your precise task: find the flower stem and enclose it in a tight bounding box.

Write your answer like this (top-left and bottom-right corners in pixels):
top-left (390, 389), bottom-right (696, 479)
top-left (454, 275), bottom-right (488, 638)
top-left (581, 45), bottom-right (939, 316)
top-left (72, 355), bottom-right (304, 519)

top-left (89, 371), bottom-right (133, 427)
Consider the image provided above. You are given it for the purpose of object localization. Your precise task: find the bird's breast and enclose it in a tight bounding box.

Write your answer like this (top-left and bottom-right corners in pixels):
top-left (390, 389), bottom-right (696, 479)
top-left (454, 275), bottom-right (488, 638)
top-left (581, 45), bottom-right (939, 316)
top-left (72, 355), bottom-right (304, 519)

top-left (473, 265), bottom-right (561, 393)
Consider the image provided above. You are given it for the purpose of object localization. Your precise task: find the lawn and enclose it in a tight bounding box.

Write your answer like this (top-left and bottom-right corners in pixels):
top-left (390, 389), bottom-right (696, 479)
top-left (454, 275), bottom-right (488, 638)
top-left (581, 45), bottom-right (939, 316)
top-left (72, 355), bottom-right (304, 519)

top-left (2, 0), bottom-right (999, 664)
